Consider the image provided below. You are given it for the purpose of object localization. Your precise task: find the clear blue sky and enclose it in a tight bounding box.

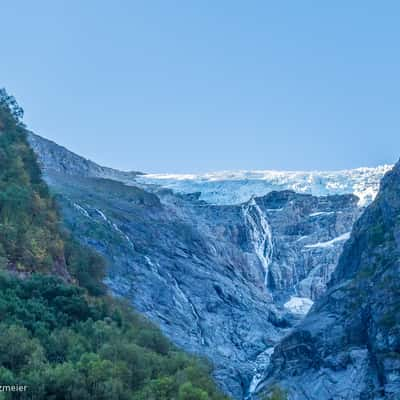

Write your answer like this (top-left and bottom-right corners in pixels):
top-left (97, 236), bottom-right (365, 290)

top-left (1, 1), bottom-right (399, 173)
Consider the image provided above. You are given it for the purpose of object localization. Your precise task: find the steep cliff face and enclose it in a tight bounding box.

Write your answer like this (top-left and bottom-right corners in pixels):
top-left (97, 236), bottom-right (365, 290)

top-left (259, 161), bottom-right (400, 399)
top-left (29, 133), bottom-right (367, 399)
top-left (255, 191), bottom-right (359, 301)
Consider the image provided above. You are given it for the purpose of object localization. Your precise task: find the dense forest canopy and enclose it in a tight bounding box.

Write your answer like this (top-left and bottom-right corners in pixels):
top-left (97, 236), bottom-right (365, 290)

top-left (0, 89), bottom-right (227, 400)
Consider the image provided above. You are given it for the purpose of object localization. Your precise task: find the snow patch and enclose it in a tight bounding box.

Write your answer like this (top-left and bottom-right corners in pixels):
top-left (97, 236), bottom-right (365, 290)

top-left (304, 232), bottom-right (351, 249)
top-left (284, 296), bottom-right (314, 315)
top-left (309, 211), bottom-right (335, 217)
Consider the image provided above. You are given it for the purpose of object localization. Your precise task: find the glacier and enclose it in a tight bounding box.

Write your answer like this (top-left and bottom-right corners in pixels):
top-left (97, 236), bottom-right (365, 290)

top-left (137, 165), bottom-right (392, 206)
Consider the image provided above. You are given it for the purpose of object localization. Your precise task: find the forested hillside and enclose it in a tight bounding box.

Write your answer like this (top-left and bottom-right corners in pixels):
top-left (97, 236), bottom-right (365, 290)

top-left (0, 89), bottom-right (227, 400)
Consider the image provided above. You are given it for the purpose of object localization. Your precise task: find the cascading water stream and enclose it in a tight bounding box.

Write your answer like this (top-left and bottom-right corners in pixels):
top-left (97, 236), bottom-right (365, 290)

top-left (244, 346), bottom-right (276, 400)
top-left (242, 197), bottom-right (274, 290)
top-left (242, 198), bottom-right (278, 398)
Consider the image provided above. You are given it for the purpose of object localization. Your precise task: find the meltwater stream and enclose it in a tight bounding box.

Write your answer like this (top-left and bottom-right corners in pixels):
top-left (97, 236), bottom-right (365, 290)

top-left (242, 197), bottom-right (274, 289)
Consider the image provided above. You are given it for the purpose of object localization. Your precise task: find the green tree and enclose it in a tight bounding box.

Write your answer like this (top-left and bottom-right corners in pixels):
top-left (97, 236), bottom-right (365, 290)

top-left (0, 325), bottom-right (40, 371)
top-left (179, 382), bottom-right (209, 400)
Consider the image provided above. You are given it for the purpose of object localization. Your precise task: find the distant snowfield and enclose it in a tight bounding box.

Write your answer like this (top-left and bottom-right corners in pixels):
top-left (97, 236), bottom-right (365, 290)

top-left (137, 165), bottom-right (392, 206)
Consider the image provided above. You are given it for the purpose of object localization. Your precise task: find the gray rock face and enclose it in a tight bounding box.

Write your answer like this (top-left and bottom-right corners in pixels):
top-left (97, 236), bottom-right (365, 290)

top-left (256, 191), bottom-right (360, 301)
top-left (29, 133), bottom-right (362, 399)
top-left (259, 160), bottom-right (400, 400)
top-left (28, 132), bottom-right (142, 180)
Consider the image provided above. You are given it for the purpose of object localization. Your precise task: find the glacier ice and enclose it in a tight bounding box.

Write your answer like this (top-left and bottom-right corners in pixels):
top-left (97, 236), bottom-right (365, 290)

top-left (137, 165), bottom-right (392, 206)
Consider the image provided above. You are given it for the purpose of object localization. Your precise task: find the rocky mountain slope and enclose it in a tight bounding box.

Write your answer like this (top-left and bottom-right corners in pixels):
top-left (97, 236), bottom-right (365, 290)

top-left (29, 133), bottom-right (142, 181)
top-left (258, 161), bottom-right (400, 399)
top-left (29, 133), bottom-right (382, 399)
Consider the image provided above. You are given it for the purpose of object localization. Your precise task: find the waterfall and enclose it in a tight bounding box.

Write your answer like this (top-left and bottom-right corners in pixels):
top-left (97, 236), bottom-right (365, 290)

top-left (245, 346), bottom-right (276, 399)
top-left (242, 197), bottom-right (274, 289)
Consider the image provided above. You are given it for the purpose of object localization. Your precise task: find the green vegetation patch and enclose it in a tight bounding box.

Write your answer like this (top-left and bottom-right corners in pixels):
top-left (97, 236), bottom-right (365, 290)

top-left (0, 272), bottom-right (227, 400)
